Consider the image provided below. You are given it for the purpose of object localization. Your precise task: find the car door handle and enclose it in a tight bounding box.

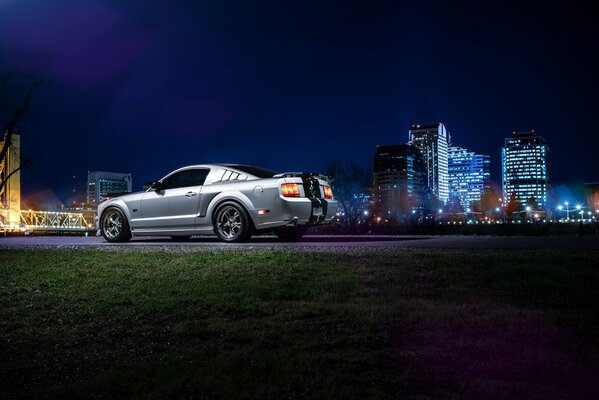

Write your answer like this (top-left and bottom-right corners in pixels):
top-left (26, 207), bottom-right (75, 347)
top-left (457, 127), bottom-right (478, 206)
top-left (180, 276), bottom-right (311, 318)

top-left (185, 191), bottom-right (198, 197)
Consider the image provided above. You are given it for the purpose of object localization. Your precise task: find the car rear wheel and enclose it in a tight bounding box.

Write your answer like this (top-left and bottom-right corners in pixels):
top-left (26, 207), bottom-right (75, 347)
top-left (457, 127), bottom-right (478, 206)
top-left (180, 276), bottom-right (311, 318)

top-left (101, 207), bottom-right (132, 243)
top-left (213, 202), bottom-right (253, 243)
top-left (274, 226), bottom-right (308, 241)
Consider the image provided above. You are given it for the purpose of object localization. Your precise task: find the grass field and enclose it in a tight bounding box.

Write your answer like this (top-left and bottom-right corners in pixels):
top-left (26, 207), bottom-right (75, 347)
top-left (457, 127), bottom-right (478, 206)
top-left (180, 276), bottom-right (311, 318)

top-left (1, 248), bottom-right (599, 399)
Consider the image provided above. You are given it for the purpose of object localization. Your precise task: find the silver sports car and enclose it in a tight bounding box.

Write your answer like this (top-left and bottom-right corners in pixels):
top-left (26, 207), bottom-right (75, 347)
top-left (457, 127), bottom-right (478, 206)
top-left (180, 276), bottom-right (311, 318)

top-left (96, 164), bottom-right (338, 243)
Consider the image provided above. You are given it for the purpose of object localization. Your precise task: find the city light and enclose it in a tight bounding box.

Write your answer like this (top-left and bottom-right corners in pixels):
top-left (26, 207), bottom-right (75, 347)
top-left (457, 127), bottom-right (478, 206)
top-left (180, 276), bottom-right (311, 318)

top-left (438, 209), bottom-right (443, 214)
top-left (557, 205), bottom-right (563, 210)
top-left (561, 202), bottom-right (571, 219)
top-left (363, 210), bottom-right (369, 216)
top-left (495, 207), bottom-right (500, 212)
top-left (576, 204), bottom-right (582, 210)
top-left (525, 206), bottom-right (531, 212)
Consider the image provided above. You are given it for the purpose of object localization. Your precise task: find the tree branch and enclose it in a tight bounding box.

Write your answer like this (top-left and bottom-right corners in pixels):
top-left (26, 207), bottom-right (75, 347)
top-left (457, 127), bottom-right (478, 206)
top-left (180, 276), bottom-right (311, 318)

top-left (0, 76), bottom-right (44, 166)
top-left (0, 159), bottom-right (30, 195)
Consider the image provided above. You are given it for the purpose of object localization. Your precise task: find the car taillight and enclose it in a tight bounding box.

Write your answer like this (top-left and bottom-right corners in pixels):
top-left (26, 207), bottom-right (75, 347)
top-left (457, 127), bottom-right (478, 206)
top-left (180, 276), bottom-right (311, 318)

top-left (281, 183), bottom-right (301, 197)
top-left (323, 185), bottom-right (333, 199)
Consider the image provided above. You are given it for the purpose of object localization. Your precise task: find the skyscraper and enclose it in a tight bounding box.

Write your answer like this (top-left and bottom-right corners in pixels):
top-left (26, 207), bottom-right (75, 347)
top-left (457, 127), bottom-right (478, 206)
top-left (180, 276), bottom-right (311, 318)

top-left (373, 144), bottom-right (427, 217)
top-left (408, 123), bottom-right (449, 203)
top-left (502, 130), bottom-right (550, 209)
top-left (448, 146), bottom-right (490, 208)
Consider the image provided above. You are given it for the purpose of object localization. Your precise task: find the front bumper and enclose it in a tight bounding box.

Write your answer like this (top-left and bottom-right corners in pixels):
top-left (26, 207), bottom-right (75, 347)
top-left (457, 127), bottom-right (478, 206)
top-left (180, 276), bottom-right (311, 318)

top-left (95, 216), bottom-right (103, 236)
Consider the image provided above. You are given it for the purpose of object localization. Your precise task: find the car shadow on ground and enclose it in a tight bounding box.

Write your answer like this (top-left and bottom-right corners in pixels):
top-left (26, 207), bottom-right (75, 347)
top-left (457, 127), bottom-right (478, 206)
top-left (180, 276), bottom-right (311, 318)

top-left (129, 235), bottom-right (431, 244)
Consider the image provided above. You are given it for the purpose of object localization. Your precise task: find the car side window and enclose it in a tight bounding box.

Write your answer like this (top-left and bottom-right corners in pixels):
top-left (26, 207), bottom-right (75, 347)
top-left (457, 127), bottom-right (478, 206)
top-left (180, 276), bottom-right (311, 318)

top-left (161, 169), bottom-right (209, 190)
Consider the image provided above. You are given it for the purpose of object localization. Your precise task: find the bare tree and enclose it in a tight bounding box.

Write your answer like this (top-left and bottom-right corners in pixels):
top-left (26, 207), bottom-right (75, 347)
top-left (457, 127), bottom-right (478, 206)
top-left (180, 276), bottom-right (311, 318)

top-left (480, 187), bottom-right (501, 214)
top-left (323, 160), bottom-right (372, 233)
top-left (0, 69), bottom-right (43, 195)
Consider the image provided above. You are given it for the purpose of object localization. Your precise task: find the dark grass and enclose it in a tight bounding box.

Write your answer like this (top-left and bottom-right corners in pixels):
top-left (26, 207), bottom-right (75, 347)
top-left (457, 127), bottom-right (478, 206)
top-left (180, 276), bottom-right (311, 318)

top-left (1, 248), bottom-right (599, 399)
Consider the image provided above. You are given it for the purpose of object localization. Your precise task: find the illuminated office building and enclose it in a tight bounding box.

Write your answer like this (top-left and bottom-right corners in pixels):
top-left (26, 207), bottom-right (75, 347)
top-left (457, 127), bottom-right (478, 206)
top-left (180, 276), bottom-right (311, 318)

top-left (448, 146), bottom-right (490, 207)
top-left (87, 171), bottom-right (132, 204)
top-left (408, 123), bottom-right (449, 203)
top-left (502, 130), bottom-right (550, 209)
top-left (373, 144), bottom-right (427, 216)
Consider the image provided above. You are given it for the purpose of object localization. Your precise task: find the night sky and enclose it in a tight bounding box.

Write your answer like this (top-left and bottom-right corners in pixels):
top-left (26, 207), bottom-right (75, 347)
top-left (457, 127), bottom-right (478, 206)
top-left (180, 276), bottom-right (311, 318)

top-left (1, 0), bottom-right (598, 206)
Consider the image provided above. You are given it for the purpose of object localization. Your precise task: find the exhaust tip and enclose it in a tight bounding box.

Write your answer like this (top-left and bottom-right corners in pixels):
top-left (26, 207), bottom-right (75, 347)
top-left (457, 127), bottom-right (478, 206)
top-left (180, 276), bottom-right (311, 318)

top-left (287, 217), bottom-right (299, 226)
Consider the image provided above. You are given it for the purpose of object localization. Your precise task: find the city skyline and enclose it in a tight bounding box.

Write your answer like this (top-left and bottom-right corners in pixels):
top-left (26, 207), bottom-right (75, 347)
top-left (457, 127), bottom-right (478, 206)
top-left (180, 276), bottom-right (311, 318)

top-left (8, 121), bottom-right (596, 209)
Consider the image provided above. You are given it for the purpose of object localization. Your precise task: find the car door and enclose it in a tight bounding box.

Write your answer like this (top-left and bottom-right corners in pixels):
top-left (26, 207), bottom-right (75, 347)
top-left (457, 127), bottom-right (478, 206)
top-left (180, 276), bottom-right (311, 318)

top-left (136, 168), bottom-right (209, 231)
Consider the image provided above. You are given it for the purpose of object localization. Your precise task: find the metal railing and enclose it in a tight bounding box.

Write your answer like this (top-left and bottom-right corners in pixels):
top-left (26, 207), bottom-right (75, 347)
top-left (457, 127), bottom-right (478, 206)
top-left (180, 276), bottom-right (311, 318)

top-left (0, 209), bottom-right (94, 232)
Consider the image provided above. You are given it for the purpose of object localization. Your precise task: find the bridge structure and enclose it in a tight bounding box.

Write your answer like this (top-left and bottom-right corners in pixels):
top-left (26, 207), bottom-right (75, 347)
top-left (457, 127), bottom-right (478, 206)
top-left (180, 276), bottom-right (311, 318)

top-left (0, 209), bottom-right (95, 233)
top-left (2, 132), bottom-right (97, 234)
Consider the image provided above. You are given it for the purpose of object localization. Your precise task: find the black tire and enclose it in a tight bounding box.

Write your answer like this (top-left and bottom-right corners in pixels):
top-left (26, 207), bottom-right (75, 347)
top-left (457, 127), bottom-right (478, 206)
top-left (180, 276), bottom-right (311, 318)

top-left (171, 236), bottom-right (192, 242)
top-left (274, 226), bottom-right (308, 242)
top-left (212, 201), bottom-right (254, 243)
top-left (100, 207), bottom-right (132, 243)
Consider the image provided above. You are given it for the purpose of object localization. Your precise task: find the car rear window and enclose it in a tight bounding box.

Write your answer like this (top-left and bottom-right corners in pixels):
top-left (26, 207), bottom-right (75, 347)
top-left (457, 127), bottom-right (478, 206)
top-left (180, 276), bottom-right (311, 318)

top-left (228, 165), bottom-right (278, 178)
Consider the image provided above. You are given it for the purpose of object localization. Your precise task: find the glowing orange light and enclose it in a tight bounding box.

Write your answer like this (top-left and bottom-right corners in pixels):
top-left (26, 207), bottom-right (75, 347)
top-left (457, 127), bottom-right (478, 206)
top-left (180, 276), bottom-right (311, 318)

top-left (281, 183), bottom-right (301, 197)
top-left (323, 185), bottom-right (333, 199)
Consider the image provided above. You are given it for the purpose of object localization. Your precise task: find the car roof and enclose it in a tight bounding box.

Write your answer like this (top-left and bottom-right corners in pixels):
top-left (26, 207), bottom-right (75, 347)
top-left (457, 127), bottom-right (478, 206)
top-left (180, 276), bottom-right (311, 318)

top-left (164, 164), bottom-right (276, 179)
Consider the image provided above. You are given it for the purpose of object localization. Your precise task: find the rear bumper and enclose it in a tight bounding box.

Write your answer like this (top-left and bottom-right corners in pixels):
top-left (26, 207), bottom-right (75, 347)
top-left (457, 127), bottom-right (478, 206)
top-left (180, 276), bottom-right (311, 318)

top-left (253, 196), bottom-right (338, 230)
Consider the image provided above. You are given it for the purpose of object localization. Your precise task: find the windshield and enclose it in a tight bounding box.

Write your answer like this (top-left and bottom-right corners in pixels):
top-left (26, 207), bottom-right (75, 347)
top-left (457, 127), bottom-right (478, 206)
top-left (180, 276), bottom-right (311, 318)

top-left (228, 164), bottom-right (278, 178)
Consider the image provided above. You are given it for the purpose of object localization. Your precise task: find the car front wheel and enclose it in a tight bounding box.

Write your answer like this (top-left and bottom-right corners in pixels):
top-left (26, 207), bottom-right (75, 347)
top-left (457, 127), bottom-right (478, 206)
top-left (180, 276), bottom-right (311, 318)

top-left (213, 202), bottom-right (253, 243)
top-left (101, 207), bottom-right (132, 243)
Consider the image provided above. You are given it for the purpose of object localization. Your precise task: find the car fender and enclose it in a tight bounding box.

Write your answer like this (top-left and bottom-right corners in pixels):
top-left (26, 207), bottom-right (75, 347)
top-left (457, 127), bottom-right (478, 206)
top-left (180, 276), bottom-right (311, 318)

top-left (98, 198), bottom-right (133, 223)
top-left (206, 191), bottom-right (259, 226)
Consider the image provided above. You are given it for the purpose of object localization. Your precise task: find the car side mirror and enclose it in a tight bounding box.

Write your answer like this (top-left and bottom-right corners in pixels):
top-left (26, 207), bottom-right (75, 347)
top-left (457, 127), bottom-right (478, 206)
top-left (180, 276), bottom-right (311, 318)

top-left (144, 181), bottom-right (161, 191)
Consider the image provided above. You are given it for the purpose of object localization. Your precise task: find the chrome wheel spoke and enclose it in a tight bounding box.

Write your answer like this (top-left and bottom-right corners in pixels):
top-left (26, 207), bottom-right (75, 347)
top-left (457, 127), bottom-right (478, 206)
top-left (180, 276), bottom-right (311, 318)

top-left (217, 206), bottom-right (243, 239)
top-left (103, 211), bottom-right (123, 239)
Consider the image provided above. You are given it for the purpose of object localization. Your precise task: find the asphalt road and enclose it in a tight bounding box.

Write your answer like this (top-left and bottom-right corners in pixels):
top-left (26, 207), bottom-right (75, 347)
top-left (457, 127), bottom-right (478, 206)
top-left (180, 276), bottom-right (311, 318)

top-left (2, 235), bottom-right (599, 250)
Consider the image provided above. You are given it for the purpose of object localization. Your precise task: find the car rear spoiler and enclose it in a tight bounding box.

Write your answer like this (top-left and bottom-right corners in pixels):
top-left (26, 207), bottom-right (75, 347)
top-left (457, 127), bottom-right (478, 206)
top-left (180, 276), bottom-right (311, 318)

top-left (273, 172), bottom-right (330, 180)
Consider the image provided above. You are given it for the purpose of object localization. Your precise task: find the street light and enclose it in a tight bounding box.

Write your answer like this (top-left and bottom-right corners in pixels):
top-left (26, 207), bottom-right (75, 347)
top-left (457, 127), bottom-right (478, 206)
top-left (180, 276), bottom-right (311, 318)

top-left (576, 204), bottom-right (582, 210)
top-left (525, 206), bottom-right (531, 212)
